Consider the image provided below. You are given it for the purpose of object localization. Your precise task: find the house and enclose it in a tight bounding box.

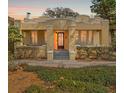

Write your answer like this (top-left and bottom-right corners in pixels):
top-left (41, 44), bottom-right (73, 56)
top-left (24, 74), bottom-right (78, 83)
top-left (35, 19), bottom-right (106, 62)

top-left (8, 16), bottom-right (14, 26)
top-left (15, 13), bottom-right (112, 60)
top-left (8, 16), bottom-right (21, 27)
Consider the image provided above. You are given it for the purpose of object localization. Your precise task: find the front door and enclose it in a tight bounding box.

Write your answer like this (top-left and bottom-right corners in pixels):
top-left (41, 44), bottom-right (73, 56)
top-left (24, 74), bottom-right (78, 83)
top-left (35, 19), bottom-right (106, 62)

top-left (57, 32), bottom-right (64, 49)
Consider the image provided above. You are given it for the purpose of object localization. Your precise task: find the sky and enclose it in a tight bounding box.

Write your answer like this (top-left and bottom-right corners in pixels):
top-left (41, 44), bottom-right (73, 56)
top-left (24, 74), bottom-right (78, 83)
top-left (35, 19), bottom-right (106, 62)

top-left (9, 0), bottom-right (94, 20)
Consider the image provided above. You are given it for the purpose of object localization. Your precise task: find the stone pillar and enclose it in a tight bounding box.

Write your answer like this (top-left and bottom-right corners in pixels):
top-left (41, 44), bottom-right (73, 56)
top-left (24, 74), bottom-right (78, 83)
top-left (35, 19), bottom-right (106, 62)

top-left (19, 21), bottom-right (23, 46)
top-left (69, 24), bottom-right (76, 60)
top-left (101, 20), bottom-right (110, 46)
top-left (75, 30), bottom-right (80, 45)
top-left (46, 25), bottom-right (54, 60)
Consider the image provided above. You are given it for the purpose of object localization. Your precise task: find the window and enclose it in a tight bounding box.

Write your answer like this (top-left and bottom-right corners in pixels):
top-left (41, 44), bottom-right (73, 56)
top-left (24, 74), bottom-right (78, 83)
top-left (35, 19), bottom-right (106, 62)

top-left (80, 30), bottom-right (100, 46)
top-left (23, 31), bottom-right (31, 45)
top-left (23, 31), bottom-right (46, 46)
top-left (31, 31), bottom-right (37, 45)
top-left (93, 31), bottom-right (100, 46)
top-left (80, 31), bottom-right (87, 44)
top-left (88, 31), bottom-right (93, 45)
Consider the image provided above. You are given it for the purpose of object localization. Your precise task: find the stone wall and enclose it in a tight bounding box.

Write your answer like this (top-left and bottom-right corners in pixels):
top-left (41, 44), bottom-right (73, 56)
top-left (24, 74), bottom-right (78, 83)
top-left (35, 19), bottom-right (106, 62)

top-left (76, 46), bottom-right (116, 61)
top-left (15, 45), bottom-right (47, 59)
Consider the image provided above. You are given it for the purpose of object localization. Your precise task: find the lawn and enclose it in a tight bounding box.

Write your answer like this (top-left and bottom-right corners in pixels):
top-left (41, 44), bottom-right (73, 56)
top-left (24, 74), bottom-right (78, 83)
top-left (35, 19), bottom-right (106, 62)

top-left (23, 66), bottom-right (116, 93)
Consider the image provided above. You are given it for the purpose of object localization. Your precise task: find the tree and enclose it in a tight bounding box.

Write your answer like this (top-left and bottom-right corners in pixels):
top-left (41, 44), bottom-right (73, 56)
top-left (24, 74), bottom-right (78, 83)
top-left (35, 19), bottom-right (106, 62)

top-left (8, 25), bottom-right (23, 55)
top-left (43, 7), bottom-right (79, 18)
top-left (90, 0), bottom-right (116, 48)
top-left (90, 0), bottom-right (116, 24)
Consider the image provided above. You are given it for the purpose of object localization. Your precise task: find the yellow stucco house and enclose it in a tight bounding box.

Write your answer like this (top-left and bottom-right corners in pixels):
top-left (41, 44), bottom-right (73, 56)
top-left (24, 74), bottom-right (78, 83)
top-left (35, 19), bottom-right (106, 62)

top-left (15, 14), bottom-right (113, 60)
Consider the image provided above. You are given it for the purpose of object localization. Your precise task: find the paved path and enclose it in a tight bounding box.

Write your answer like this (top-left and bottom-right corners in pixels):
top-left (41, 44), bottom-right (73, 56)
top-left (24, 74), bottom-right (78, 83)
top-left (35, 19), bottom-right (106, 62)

top-left (14, 59), bottom-right (116, 68)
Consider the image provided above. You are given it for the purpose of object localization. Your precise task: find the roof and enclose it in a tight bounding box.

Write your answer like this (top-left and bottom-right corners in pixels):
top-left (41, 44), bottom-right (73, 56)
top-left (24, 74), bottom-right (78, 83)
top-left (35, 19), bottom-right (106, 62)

top-left (21, 15), bottom-right (109, 30)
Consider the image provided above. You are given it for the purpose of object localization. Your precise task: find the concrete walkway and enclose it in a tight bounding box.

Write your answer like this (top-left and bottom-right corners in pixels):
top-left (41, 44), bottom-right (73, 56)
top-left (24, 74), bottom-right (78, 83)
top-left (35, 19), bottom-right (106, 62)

top-left (14, 59), bottom-right (116, 68)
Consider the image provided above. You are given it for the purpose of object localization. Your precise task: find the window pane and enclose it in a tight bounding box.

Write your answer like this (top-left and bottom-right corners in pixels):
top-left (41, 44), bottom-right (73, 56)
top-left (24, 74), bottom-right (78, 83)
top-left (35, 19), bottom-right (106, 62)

top-left (81, 31), bottom-right (87, 44)
top-left (88, 31), bottom-right (93, 45)
top-left (23, 31), bottom-right (31, 45)
top-left (31, 31), bottom-right (37, 45)
top-left (93, 31), bottom-right (100, 46)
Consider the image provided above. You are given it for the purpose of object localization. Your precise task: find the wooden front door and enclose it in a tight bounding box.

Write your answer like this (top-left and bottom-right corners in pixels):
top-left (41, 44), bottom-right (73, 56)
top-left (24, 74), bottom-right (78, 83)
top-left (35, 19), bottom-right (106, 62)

top-left (57, 32), bottom-right (64, 49)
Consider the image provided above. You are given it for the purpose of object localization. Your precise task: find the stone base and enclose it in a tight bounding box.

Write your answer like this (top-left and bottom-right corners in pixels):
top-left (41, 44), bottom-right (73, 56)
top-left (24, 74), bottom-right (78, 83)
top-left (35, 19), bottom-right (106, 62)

top-left (76, 46), bottom-right (116, 61)
top-left (69, 51), bottom-right (76, 60)
top-left (47, 51), bottom-right (53, 60)
top-left (15, 45), bottom-right (47, 59)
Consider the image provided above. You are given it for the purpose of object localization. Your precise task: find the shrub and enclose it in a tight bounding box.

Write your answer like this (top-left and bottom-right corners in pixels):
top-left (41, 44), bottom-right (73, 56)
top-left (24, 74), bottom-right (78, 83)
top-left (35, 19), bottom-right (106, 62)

top-left (24, 66), bottom-right (115, 87)
top-left (24, 66), bottom-right (62, 82)
top-left (56, 79), bottom-right (108, 93)
top-left (24, 85), bottom-right (43, 93)
top-left (56, 79), bottom-right (84, 92)
top-left (24, 66), bottom-right (115, 93)
top-left (8, 52), bottom-right (17, 71)
top-left (72, 66), bottom-right (116, 86)
top-left (8, 63), bottom-right (17, 71)
top-left (83, 82), bottom-right (108, 93)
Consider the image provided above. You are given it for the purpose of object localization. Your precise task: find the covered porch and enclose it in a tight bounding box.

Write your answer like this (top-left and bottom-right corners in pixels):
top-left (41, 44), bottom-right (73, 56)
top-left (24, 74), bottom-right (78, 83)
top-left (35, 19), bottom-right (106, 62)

top-left (16, 17), bottom-right (110, 61)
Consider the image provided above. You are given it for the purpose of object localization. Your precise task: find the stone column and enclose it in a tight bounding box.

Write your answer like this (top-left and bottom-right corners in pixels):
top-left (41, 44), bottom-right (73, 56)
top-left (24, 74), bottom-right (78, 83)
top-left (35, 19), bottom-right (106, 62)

top-left (75, 30), bottom-right (80, 46)
top-left (101, 20), bottom-right (110, 46)
top-left (69, 24), bottom-right (76, 60)
top-left (18, 21), bottom-right (23, 46)
top-left (46, 25), bottom-right (54, 60)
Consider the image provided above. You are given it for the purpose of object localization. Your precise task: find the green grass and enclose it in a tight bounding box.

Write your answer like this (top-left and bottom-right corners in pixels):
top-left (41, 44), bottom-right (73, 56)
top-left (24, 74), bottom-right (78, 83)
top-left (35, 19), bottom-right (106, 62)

top-left (24, 66), bottom-right (116, 93)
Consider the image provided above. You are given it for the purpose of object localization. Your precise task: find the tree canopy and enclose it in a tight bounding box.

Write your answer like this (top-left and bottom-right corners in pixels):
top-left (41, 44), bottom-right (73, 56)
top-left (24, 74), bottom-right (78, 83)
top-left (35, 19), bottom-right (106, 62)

top-left (8, 25), bottom-right (22, 43)
top-left (8, 25), bottom-right (23, 54)
top-left (90, 0), bottom-right (116, 48)
top-left (43, 7), bottom-right (79, 18)
top-left (90, 0), bottom-right (116, 24)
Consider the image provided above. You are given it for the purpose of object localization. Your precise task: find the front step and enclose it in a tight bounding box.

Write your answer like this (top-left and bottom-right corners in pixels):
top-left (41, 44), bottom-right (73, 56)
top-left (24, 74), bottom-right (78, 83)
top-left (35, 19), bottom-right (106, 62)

top-left (54, 50), bottom-right (69, 60)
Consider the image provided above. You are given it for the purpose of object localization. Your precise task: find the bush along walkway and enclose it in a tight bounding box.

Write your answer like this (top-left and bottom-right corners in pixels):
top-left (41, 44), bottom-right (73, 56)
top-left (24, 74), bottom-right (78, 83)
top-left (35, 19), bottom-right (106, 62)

top-left (23, 66), bottom-right (116, 93)
top-left (14, 59), bottom-right (116, 68)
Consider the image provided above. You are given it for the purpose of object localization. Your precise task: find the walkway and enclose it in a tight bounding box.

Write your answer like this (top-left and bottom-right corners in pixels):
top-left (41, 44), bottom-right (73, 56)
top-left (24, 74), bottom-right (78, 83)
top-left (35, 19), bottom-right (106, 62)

top-left (14, 59), bottom-right (116, 68)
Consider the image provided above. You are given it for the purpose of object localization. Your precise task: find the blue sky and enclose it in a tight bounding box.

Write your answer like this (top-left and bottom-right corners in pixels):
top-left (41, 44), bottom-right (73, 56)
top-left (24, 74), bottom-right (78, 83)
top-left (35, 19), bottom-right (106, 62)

top-left (9, 0), bottom-right (94, 20)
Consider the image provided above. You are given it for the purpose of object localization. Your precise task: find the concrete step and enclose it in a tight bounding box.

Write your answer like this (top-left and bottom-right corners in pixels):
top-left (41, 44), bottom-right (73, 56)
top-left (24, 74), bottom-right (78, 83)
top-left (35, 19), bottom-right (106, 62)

top-left (54, 54), bottom-right (69, 56)
top-left (54, 50), bottom-right (69, 60)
